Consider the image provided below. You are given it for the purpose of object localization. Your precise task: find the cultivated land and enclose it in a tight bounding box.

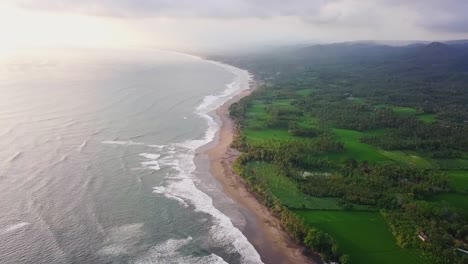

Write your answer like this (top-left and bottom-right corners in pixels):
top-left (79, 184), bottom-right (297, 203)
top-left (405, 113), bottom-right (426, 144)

top-left (216, 42), bottom-right (468, 263)
top-left (238, 90), bottom-right (427, 263)
top-left (294, 210), bottom-right (427, 264)
top-left (235, 87), bottom-right (468, 263)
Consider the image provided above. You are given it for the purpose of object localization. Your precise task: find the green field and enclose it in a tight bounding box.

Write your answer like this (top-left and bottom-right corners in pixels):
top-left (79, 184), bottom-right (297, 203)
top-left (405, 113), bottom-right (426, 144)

top-left (379, 150), bottom-right (434, 169)
top-left (319, 128), bottom-right (434, 169)
top-left (436, 158), bottom-right (468, 170)
top-left (238, 90), bottom-right (463, 263)
top-left (431, 170), bottom-right (468, 217)
top-left (375, 105), bottom-right (436, 123)
top-left (244, 128), bottom-right (294, 143)
top-left (417, 113), bottom-right (436, 123)
top-left (393, 106), bottom-right (418, 116)
top-left (245, 161), bottom-right (344, 210)
top-left (295, 210), bottom-right (427, 264)
top-left (446, 170), bottom-right (468, 192)
top-left (319, 128), bottom-right (387, 162)
top-left (432, 193), bottom-right (468, 217)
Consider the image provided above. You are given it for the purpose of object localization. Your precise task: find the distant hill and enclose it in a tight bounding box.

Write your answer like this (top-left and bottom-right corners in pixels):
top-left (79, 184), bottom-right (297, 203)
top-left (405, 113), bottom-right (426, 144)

top-left (210, 40), bottom-right (468, 123)
top-left (210, 40), bottom-right (468, 79)
top-left (265, 41), bottom-right (468, 73)
top-left (443, 39), bottom-right (468, 45)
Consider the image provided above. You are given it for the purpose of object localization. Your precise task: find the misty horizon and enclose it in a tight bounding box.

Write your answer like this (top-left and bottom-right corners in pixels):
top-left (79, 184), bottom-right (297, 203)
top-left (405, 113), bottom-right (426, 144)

top-left (1, 0), bottom-right (468, 54)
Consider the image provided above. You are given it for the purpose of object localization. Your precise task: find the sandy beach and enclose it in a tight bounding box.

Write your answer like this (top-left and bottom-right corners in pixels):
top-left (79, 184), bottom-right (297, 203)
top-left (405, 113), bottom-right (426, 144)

top-left (202, 79), bottom-right (317, 264)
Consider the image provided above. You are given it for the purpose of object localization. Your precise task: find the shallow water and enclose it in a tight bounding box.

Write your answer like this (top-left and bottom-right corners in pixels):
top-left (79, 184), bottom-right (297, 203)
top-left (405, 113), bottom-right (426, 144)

top-left (0, 48), bottom-right (260, 263)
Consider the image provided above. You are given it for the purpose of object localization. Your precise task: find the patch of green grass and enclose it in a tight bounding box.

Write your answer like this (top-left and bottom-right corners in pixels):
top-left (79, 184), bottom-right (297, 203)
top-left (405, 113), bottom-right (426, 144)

top-left (348, 97), bottom-right (366, 104)
top-left (392, 106), bottom-right (418, 116)
top-left (374, 103), bottom-right (389, 109)
top-left (296, 89), bottom-right (315, 96)
top-left (247, 102), bottom-right (269, 119)
top-left (295, 210), bottom-right (427, 264)
top-left (374, 104), bottom-right (435, 123)
top-left (432, 193), bottom-right (468, 217)
top-left (320, 129), bottom-right (389, 162)
top-left (431, 170), bottom-right (468, 217)
top-left (297, 116), bottom-right (320, 128)
top-left (436, 159), bottom-right (468, 170)
top-left (379, 150), bottom-right (434, 169)
top-left (315, 128), bottom-right (434, 168)
top-left (446, 170), bottom-right (468, 193)
top-left (417, 114), bottom-right (436, 123)
top-left (244, 128), bottom-right (293, 144)
top-left (246, 161), bottom-right (343, 210)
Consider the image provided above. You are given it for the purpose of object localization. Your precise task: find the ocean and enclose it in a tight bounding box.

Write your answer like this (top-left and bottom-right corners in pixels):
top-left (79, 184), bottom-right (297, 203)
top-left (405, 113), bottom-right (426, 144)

top-left (0, 48), bottom-right (262, 263)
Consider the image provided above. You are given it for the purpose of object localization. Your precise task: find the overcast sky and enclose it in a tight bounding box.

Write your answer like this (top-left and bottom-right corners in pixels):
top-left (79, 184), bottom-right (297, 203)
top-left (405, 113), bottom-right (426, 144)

top-left (1, 0), bottom-right (468, 52)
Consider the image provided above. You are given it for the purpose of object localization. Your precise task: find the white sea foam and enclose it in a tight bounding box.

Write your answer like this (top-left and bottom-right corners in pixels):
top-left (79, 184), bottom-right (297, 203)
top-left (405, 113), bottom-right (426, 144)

top-left (152, 186), bottom-right (165, 193)
top-left (133, 237), bottom-right (227, 264)
top-left (98, 223), bottom-right (145, 256)
top-left (103, 58), bottom-right (261, 263)
top-left (8, 151), bottom-right (23, 163)
top-left (139, 153), bottom-right (161, 160)
top-left (77, 139), bottom-right (88, 152)
top-left (143, 62), bottom-right (261, 263)
top-left (102, 140), bottom-right (145, 146)
top-left (147, 144), bottom-right (164, 149)
top-left (1, 222), bottom-right (31, 235)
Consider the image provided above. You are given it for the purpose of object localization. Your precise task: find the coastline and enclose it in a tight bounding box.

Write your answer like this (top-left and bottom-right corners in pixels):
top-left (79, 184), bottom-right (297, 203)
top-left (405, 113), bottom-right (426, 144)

top-left (199, 73), bottom-right (316, 264)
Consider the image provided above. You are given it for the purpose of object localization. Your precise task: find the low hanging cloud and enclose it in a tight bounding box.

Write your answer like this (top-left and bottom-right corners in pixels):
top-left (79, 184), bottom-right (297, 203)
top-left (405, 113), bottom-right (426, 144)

top-left (3, 0), bottom-right (468, 50)
top-left (8, 0), bottom-right (468, 34)
top-left (405, 0), bottom-right (468, 33)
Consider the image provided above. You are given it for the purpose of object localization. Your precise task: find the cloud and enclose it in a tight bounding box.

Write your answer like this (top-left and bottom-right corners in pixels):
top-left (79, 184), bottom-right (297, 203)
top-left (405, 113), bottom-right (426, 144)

top-left (403, 0), bottom-right (468, 33)
top-left (8, 0), bottom-right (324, 18)
top-left (2, 0), bottom-right (468, 51)
top-left (7, 0), bottom-right (468, 33)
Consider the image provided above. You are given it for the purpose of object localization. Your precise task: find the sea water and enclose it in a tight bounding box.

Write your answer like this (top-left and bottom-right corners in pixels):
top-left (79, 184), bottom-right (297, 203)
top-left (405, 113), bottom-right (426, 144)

top-left (0, 47), bottom-right (261, 264)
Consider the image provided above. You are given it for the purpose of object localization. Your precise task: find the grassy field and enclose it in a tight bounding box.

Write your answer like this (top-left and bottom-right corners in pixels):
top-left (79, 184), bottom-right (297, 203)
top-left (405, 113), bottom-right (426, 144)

top-left (431, 170), bottom-right (468, 217)
top-left (243, 98), bottom-right (437, 169)
top-left (318, 128), bottom-right (435, 169)
top-left (432, 193), bottom-right (468, 217)
top-left (392, 106), bottom-right (436, 123)
top-left (244, 128), bottom-right (294, 143)
top-left (239, 92), bottom-right (462, 263)
top-left (446, 170), bottom-right (468, 192)
top-left (417, 113), bottom-right (436, 123)
top-left (322, 128), bottom-right (388, 162)
top-left (436, 158), bottom-right (468, 170)
top-left (393, 106), bottom-right (417, 116)
top-left (379, 150), bottom-right (434, 169)
top-left (374, 105), bottom-right (436, 123)
top-left (245, 161), bottom-right (376, 211)
top-left (245, 161), bottom-right (344, 210)
top-left (295, 210), bottom-right (427, 264)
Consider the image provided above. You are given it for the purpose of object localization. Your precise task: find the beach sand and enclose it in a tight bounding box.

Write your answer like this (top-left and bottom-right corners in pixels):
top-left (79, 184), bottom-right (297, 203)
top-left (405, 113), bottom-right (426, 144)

top-left (201, 81), bottom-right (318, 264)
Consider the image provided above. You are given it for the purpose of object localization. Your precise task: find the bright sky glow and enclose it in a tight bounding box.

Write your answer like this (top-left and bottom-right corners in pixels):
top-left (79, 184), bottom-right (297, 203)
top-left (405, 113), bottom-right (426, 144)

top-left (0, 5), bottom-right (144, 56)
top-left (1, 0), bottom-right (467, 54)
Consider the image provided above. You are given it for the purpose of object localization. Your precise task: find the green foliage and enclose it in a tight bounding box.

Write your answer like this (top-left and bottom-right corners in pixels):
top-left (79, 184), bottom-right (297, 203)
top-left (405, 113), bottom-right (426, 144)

top-left (383, 201), bottom-right (468, 263)
top-left (445, 170), bottom-right (468, 193)
top-left (244, 161), bottom-right (344, 210)
top-left (233, 156), bottom-right (344, 262)
top-left (297, 210), bottom-right (427, 264)
top-left (304, 228), bottom-right (339, 261)
top-left (219, 42), bottom-right (468, 263)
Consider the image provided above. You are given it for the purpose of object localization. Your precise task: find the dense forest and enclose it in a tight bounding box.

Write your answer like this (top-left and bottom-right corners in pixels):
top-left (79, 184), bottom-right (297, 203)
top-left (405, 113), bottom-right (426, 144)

top-left (210, 41), bottom-right (468, 264)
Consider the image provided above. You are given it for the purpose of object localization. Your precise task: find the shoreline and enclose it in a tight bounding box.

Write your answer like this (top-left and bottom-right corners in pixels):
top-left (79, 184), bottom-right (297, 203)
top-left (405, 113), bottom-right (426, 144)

top-left (200, 75), bottom-right (316, 264)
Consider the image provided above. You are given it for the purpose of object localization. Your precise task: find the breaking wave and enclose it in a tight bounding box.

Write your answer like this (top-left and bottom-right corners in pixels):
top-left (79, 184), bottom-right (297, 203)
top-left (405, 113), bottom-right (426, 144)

top-left (103, 60), bottom-right (261, 263)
